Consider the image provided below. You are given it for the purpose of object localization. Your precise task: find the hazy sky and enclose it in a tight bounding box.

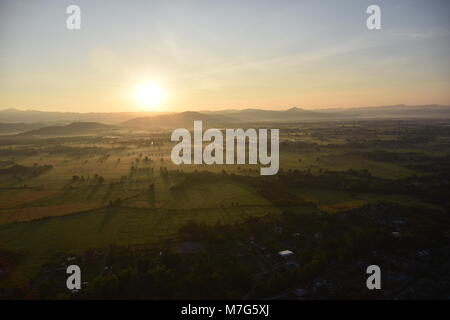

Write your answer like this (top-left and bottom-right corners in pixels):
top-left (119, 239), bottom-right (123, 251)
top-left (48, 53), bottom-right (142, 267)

top-left (0, 0), bottom-right (449, 112)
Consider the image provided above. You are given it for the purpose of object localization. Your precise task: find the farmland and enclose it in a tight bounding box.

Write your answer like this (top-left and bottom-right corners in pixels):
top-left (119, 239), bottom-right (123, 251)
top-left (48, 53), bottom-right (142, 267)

top-left (0, 119), bottom-right (449, 298)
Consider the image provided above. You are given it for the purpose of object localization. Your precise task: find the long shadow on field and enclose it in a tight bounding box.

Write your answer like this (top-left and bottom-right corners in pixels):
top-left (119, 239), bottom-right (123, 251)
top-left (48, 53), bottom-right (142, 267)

top-left (102, 183), bottom-right (116, 203)
top-left (86, 183), bottom-right (102, 200)
top-left (100, 206), bottom-right (121, 228)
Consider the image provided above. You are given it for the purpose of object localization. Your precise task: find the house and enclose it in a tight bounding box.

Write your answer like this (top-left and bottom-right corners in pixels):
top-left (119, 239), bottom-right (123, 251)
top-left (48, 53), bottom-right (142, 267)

top-left (278, 250), bottom-right (294, 258)
top-left (278, 250), bottom-right (295, 263)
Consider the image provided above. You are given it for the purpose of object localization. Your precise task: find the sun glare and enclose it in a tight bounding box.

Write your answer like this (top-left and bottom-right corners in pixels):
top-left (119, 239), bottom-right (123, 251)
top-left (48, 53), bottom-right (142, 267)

top-left (134, 82), bottom-right (167, 110)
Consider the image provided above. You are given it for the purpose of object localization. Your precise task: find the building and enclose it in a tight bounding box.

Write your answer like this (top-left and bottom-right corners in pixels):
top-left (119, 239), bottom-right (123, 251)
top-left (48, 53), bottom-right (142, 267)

top-left (278, 250), bottom-right (294, 258)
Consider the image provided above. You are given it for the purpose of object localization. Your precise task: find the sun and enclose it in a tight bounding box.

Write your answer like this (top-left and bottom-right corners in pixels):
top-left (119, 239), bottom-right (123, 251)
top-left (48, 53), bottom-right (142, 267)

top-left (134, 82), bottom-right (167, 110)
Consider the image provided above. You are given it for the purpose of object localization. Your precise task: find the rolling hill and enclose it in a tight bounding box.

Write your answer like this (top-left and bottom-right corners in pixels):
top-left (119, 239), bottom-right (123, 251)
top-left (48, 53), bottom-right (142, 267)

top-left (17, 122), bottom-right (116, 137)
top-left (0, 123), bottom-right (46, 135)
top-left (121, 111), bottom-right (236, 129)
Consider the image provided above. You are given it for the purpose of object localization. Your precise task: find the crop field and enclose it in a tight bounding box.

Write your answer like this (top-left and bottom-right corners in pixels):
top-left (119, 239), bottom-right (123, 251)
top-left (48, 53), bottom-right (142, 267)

top-left (0, 119), bottom-right (449, 291)
top-left (295, 188), bottom-right (443, 214)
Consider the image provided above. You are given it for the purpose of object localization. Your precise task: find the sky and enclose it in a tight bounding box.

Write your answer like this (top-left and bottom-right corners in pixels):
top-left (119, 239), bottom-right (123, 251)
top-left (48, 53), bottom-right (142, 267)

top-left (0, 0), bottom-right (449, 112)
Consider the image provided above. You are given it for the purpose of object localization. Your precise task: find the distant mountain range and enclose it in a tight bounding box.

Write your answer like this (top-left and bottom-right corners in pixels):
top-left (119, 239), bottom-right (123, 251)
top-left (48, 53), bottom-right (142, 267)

top-left (1, 105), bottom-right (449, 124)
top-left (1, 105), bottom-right (449, 135)
top-left (204, 105), bottom-right (450, 120)
top-left (0, 108), bottom-right (161, 124)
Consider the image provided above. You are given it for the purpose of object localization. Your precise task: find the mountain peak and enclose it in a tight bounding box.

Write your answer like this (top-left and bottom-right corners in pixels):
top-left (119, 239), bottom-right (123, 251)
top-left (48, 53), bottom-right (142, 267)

top-left (286, 107), bottom-right (303, 112)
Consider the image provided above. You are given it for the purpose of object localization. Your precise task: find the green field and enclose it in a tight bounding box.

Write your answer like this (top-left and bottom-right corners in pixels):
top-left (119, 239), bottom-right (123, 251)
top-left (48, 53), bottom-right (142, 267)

top-left (1, 120), bottom-right (449, 290)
